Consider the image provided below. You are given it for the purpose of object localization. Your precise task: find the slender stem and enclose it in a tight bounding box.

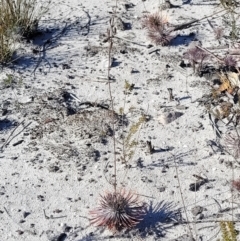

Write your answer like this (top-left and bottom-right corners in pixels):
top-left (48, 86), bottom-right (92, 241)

top-left (107, 39), bottom-right (117, 192)
top-left (107, 0), bottom-right (118, 193)
top-left (196, 45), bottom-right (224, 63)
top-left (169, 151), bottom-right (194, 239)
top-left (172, 9), bottom-right (226, 31)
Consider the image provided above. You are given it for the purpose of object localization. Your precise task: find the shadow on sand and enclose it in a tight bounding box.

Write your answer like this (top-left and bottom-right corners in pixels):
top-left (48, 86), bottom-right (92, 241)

top-left (76, 200), bottom-right (182, 240)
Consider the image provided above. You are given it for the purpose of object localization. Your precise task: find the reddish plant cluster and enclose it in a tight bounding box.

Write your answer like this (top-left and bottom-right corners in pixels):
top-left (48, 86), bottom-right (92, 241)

top-left (223, 55), bottom-right (237, 68)
top-left (184, 46), bottom-right (209, 72)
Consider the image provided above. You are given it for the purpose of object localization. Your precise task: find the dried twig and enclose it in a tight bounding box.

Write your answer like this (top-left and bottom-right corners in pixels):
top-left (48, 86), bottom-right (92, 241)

top-left (196, 46), bottom-right (224, 63)
top-left (106, 4), bottom-right (118, 192)
top-left (1, 120), bottom-right (32, 150)
top-left (168, 151), bottom-right (194, 239)
top-left (146, 141), bottom-right (155, 154)
top-left (4, 207), bottom-right (36, 235)
top-left (172, 9), bottom-right (226, 31)
top-left (32, 22), bottom-right (70, 75)
top-left (167, 88), bottom-right (174, 101)
top-left (43, 209), bottom-right (67, 220)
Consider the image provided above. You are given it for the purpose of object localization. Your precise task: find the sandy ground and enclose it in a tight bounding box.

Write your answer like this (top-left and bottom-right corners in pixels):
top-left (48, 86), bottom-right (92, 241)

top-left (0, 0), bottom-right (240, 240)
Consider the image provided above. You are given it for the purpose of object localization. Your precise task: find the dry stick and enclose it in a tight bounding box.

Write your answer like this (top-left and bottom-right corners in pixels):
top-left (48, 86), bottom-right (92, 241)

top-left (212, 198), bottom-right (222, 213)
top-left (107, 0), bottom-right (147, 191)
top-left (167, 88), bottom-right (174, 101)
top-left (103, 161), bottom-right (112, 185)
top-left (5, 0), bottom-right (14, 17)
top-left (43, 209), bottom-right (50, 219)
top-left (208, 229), bottom-right (221, 241)
top-left (231, 156), bottom-right (235, 225)
top-left (172, 9), bottom-right (226, 31)
top-left (107, 10), bottom-right (117, 192)
top-left (196, 46), bottom-right (224, 63)
top-left (193, 170), bottom-right (198, 239)
top-left (0, 120), bottom-right (30, 150)
top-left (114, 35), bottom-right (148, 47)
top-left (174, 219), bottom-right (240, 224)
top-left (230, 126), bottom-right (240, 224)
top-left (221, 127), bottom-right (240, 225)
top-left (176, 218), bottom-right (238, 241)
top-left (32, 22), bottom-right (69, 75)
top-left (82, 9), bottom-right (91, 35)
top-left (148, 10), bottom-right (228, 55)
top-left (146, 140), bottom-right (154, 154)
top-left (168, 151), bottom-right (194, 239)
top-left (119, 94), bottom-right (127, 163)
top-left (1, 120), bottom-right (23, 148)
top-left (43, 209), bottom-right (67, 220)
top-left (4, 206), bottom-right (36, 235)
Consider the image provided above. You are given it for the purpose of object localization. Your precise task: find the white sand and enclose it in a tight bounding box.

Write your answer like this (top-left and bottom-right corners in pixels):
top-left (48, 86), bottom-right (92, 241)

top-left (0, 0), bottom-right (240, 240)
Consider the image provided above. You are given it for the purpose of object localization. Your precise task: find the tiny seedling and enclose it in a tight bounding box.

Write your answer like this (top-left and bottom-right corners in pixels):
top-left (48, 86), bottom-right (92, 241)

top-left (124, 80), bottom-right (134, 93)
top-left (121, 115), bottom-right (147, 163)
top-left (2, 74), bottom-right (14, 87)
top-left (2, 74), bottom-right (23, 88)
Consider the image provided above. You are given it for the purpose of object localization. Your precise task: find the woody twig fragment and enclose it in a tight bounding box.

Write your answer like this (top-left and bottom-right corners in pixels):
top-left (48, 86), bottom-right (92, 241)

top-left (146, 141), bottom-right (155, 154)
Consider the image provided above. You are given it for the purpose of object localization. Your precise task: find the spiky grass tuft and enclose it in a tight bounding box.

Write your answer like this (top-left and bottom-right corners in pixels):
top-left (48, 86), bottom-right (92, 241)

top-left (90, 189), bottom-right (147, 232)
top-left (142, 12), bottom-right (173, 46)
top-left (0, 0), bottom-right (50, 37)
top-left (0, 0), bottom-right (50, 63)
